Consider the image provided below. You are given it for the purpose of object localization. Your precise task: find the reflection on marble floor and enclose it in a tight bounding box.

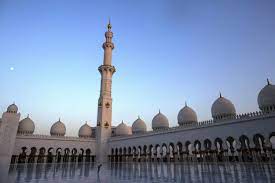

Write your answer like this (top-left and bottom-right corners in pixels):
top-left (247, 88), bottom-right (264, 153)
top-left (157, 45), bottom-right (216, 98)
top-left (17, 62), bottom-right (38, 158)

top-left (8, 162), bottom-right (275, 183)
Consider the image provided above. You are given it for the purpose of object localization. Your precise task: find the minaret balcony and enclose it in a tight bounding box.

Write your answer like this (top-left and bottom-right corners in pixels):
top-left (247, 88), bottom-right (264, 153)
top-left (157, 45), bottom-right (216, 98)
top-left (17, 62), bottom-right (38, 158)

top-left (98, 65), bottom-right (116, 74)
top-left (102, 42), bottom-right (114, 49)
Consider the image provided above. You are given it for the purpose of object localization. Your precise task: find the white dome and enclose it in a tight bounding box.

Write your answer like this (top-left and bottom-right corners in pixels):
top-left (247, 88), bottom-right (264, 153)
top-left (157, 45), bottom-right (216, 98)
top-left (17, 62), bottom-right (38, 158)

top-left (178, 103), bottom-right (198, 126)
top-left (211, 94), bottom-right (236, 120)
top-left (152, 111), bottom-right (169, 130)
top-left (18, 115), bottom-right (35, 134)
top-left (7, 103), bottom-right (18, 113)
top-left (258, 79), bottom-right (275, 111)
top-left (50, 119), bottom-right (66, 136)
top-left (116, 121), bottom-right (132, 136)
top-left (132, 117), bottom-right (147, 134)
top-left (78, 123), bottom-right (92, 138)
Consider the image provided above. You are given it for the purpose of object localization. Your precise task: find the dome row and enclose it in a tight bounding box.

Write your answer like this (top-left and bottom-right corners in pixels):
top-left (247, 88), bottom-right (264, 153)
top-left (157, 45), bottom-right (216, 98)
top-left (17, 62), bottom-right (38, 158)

top-left (7, 79), bottom-right (275, 136)
top-left (16, 116), bottom-right (92, 138)
top-left (119, 79), bottom-right (275, 135)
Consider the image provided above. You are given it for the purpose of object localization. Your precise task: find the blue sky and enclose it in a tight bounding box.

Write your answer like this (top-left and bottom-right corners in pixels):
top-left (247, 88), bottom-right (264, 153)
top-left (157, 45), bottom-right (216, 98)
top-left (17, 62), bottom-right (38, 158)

top-left (1, 0), bottom-right (275, 136)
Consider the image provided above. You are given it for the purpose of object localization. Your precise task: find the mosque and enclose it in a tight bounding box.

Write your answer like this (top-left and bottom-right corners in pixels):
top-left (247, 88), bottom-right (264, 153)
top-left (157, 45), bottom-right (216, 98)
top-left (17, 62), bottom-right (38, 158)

top-left (0, 22), bottom-right (275, 165)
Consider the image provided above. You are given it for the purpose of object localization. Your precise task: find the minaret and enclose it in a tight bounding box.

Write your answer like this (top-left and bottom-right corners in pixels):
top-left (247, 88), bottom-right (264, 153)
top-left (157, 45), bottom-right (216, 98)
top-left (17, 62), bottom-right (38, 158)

top-left (96, 20), bottom-right (116, 163)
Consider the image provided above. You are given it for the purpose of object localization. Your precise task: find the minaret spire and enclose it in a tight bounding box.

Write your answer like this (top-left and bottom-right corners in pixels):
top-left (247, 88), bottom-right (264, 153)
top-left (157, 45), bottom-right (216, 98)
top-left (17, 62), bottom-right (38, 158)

top-left (96, 20), bottom-right (116, 163)
top-left (107, 18), bottom-right (112, 31)
top-left (102, 19), bottom-right (114, 66)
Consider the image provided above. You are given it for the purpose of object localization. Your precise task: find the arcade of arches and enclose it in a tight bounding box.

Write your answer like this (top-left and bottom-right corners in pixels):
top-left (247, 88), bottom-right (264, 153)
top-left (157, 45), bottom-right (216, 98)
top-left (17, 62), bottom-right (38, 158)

top-left (12, 147), bottom-right (95, 164)
top-left (109, 133), bottom-right (275, 163)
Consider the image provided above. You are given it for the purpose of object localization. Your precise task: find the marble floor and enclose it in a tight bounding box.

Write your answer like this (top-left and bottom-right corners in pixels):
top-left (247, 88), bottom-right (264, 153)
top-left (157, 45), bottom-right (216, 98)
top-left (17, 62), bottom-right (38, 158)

top-left (6, 162), bottom-right (275, 183)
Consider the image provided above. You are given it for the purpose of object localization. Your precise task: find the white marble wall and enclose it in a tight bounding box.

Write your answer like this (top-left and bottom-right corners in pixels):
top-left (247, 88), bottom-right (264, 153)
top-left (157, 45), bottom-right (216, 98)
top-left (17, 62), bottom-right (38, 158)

top-left (108, 112), bottom-right (275, 153)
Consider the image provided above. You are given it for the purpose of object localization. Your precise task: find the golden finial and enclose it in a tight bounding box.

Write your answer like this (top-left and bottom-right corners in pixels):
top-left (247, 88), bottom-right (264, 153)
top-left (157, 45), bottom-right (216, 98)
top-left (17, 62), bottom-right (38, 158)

top-left (107, 18), bottom-right (112, 31)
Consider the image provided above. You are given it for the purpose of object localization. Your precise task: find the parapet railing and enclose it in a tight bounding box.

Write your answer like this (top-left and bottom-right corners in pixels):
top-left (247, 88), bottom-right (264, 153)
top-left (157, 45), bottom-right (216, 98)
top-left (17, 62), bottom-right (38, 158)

top-left (16, 134), bottom-right (96, 141)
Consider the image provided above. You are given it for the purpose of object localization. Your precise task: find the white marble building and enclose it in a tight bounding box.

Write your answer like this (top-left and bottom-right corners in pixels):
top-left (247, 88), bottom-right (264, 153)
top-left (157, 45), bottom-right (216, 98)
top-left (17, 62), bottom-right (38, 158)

top-left (0, 22), bottom-right (275, 165)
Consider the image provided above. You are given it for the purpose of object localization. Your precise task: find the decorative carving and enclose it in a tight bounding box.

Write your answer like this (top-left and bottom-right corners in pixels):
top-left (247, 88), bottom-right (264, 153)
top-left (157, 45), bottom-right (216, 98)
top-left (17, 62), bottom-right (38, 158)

top-left (105, 102), bottom-right (110, 108)
top-left (104, 121), bottom-right (109, 128)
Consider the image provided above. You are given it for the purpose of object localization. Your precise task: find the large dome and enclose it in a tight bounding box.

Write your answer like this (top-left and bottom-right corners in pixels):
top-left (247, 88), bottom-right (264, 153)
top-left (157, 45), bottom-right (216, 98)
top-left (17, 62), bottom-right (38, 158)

top-left (178, 103), bottom-right (198, 126)
top-left (7, 103), bottom-right (18, 113)
top-left (258, 79), bottom-right (275, 112)
top-left (152, 111), bottom-right (169, 130)
top-left (18, 115), bottom-right (35, 134)
top-left (78, 122), bottom-right (92, 138)
top-left (116, 121), bottom-right (132, 136)
top-left (211, 94), bottom-right (236, 120)
top-left (132, 117), bottom-right (147, 134)
top-left (50, 119), bottom-right (66, 136)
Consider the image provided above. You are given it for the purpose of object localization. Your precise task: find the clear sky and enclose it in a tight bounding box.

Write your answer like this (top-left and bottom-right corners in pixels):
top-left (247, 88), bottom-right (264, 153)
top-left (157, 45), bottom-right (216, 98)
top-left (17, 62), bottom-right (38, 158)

top-left (1, 0), bottom-right (275, 136)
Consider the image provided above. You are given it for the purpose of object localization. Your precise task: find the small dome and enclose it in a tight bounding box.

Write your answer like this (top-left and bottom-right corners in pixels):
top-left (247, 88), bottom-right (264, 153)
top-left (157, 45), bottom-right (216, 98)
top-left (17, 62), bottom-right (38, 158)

top-left (132, 117), bottom-right (147, 134)
top-left (18, 115), bottom-right (35, 134)
top-left (178, 103), bottom-right (198, 126)
top-left (152, 110), bottom-right (169, 130)
top-left (116, 121), bottom-right (132, 136)
top-left (7, 103), bottom-right (18, 113)
top-left (50, 118), bottom-right (66, 136)
top-left (211, 93), bottom-right (236, 120)
top-left (258, 79), bottom-right (275, 112)
top-left (78, 122), bottom-right (92, 138)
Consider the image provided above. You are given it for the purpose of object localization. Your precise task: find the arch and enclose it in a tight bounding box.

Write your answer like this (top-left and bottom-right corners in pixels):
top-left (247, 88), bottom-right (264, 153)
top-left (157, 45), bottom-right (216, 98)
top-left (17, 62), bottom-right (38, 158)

top-left (177, 142), bottom-right (183, 153)
top-left (194, 140), bottom-right (201, 151)
top-left (37, 147), bottom-right (46, 163)
top-left (85, 148), bottom-right (91, 155)
top-left (48, 147), bottom-right (53, 153)
top-left (169, 143), bottom-right (175, 153)
top-left (71, 148), bottom-right (77, 162)
top-left (239, 135), bottom-right (250, 150)
top-left (56, 148), bottom-right (62, 163)
top-left (148, 144), bottom-right (154, 161)
top-left (185, 141), bottom-right (191, 152)
top-left (168, 143), bottom-right (175, 160)
top-left (204, 139), bottom-right (212, 150)
top-left (56, 148), bottom-right (62, 154)
top-left (132, 146), bottom-right (137, 161)
top-left (155, 144), bottom-right (161, 161)
top-left (85, 148), bottom-right (91, 162)
top-left (63, 148), bottom-right (70, 162)
top-left (128, 147), bottom-right (131, 155)
top-left (253, 134), bottom-right (265, 150)
top-left (161, 143), bottom-right (168, 161)
top-left (18, 147), bottom-right (27, 164)
top-left (78, 148), bottom-right (84, 163)
top-left (226, 136), bottom-right (236, 150)
top-left (123, 147), bottom-right (127, 155)
top-left (72, 148), bottom-right (77, 155)
top-left (214, 138), bottom-right (223, 151)
top-left (119, 147), bottom-right (122, 155)
top-left (46, 147), bottom-right (54, 163)
top-left (143, 145), bottom-right (147, 155)
top-left (28, 147), bottom-right (37, 163)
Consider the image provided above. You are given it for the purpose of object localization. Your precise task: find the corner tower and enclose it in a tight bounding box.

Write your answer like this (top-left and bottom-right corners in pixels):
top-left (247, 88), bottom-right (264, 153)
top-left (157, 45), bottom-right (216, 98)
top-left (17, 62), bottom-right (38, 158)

top-left (96, 20), bottom-right (116, 163)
